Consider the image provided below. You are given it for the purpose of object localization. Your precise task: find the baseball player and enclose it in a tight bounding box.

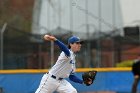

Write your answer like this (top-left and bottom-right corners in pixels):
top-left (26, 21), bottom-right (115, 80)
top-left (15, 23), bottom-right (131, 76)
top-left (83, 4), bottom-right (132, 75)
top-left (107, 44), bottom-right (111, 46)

top-left (35, 35), bottom-right (93, 93)
top-left (131, 56), bottom-right (140, 93)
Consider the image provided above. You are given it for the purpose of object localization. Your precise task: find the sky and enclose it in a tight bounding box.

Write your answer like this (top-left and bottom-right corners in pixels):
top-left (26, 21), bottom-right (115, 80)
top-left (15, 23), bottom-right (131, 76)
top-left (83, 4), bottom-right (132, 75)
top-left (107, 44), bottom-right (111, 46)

top-left (32, 0), bottom-right (140, 38)
top-left (120, 0), bottom-right (140, 26)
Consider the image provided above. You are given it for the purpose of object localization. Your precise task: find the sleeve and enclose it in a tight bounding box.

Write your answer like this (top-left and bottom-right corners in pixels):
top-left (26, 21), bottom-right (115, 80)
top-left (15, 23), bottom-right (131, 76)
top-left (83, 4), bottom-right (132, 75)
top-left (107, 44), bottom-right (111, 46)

top-left (69, 74), bottom-right (83, 84)
top-left (54, 39), bottom-right (70, 57)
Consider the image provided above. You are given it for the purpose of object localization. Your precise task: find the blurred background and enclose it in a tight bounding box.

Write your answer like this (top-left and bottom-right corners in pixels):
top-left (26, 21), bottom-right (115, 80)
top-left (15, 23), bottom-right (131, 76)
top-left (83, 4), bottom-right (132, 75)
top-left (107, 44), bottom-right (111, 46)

top-left (0, 0), bottom-right (140, 93)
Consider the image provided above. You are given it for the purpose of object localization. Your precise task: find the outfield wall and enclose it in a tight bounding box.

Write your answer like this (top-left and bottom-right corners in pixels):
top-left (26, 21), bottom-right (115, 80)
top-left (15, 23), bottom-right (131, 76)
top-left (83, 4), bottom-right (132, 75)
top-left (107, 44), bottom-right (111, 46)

top-left (0, 68), bottom-right (139, 93)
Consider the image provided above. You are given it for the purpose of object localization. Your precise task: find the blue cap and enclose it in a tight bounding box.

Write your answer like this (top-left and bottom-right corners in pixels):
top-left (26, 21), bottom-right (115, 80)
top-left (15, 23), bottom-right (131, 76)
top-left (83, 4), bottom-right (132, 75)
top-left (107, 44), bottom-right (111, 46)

top-left (68, 36), bottom-right (81, 44)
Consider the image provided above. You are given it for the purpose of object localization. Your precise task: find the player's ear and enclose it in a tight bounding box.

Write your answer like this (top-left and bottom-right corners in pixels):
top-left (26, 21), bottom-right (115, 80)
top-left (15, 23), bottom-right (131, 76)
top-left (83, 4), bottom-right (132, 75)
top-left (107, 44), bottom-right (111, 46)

top-left (68, 44), bottom-right (71, 49)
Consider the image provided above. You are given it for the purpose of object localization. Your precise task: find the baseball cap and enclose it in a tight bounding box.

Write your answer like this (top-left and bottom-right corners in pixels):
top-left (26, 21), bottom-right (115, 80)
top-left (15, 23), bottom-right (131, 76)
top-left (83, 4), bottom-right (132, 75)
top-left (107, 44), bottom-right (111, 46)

top-left (68, 36), bottom-right (83, 44)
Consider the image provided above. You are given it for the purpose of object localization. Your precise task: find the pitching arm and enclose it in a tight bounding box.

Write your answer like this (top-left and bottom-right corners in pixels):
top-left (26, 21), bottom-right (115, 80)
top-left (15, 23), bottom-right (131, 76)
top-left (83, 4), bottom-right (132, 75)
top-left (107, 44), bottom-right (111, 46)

top-left (54, 40), bottom-right (70, 57)
top-left (44, 35), bottom-right (70, 57)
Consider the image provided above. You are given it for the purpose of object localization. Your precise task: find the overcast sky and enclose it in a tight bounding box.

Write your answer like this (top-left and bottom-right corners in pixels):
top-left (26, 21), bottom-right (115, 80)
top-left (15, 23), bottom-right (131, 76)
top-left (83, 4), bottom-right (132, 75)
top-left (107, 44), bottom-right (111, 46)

top-left (120, 0), bottom-right (140, 26)
top-left (32, 0), bottom-right (140, 38)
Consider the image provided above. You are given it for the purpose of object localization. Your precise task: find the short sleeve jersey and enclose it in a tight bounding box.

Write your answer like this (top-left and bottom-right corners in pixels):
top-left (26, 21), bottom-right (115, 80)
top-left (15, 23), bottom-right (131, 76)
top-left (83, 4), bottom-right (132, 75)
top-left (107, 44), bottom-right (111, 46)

top-left (49, 50), bottom-right (76, 78)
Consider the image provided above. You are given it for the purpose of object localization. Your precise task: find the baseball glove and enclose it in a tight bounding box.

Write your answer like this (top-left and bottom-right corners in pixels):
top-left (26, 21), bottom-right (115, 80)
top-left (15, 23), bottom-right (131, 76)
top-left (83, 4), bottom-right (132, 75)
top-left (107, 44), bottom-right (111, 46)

top-left (82, 70), bottom-right (97, 86)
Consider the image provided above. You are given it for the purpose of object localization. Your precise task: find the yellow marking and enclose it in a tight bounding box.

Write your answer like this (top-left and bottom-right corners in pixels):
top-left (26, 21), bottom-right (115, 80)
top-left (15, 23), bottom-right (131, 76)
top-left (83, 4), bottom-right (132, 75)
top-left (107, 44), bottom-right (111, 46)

top-left (76, 67), bottom-right (131, 72)
top-left (0, 67), bottom-right (131, 74)
top-left (0, 69), bottom-right (48, 74)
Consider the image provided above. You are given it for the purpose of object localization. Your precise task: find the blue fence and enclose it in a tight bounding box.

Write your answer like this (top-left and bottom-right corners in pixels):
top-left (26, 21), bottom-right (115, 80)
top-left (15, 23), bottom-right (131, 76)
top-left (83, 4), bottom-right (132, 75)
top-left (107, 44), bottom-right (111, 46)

top-left (0, 69), bottom-right (140, 93)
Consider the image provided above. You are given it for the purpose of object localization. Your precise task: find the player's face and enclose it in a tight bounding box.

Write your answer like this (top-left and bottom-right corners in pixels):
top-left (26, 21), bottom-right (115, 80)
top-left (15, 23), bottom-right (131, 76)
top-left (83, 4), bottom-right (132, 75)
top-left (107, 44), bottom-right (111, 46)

top-left (70, 42), bottom-right (82, 52)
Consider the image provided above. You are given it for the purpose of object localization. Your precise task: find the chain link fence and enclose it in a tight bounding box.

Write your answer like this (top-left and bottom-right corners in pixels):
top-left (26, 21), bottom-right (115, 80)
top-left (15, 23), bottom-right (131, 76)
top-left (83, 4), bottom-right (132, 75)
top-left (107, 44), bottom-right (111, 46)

top-left (0, 24), bottom-right (140, 69)
top-left (1, 0), bottom-right (140, 69)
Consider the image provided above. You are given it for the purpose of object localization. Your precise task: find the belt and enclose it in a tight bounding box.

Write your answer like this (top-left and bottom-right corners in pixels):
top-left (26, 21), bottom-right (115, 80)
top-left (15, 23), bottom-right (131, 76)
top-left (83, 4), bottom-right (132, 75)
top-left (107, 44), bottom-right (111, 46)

top-left (51, 75), bottom-right (63, 80)
top-left (47, 72), bottom-right (63, 80)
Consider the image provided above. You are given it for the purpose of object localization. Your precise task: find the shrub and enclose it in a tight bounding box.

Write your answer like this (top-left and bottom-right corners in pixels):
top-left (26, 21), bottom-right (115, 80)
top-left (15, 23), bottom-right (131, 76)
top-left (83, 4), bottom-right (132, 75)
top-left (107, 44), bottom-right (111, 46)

top-left (116, 60), bottom-right (133, 67)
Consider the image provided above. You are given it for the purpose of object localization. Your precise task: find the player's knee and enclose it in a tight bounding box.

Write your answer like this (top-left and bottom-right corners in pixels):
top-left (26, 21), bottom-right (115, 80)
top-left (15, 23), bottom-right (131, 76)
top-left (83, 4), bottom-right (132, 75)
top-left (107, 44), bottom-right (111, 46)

top-left (61, 88), bottom-right (77, 93)
top-left (70, 88), bottom-right (77, 93)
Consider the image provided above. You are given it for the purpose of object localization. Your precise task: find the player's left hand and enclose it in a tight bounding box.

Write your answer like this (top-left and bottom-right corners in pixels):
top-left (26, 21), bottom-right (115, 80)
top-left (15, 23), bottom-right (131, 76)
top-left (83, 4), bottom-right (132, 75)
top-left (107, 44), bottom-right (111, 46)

top-left (82, 70), bottom-right (97, 86)
top-left (86, 78), bottom-right (93, 85)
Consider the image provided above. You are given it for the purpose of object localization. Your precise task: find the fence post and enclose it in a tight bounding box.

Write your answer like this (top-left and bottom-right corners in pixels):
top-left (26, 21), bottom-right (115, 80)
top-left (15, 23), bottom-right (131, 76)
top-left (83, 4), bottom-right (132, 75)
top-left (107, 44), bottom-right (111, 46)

top-left (0, 23), bottom-right (7, 69)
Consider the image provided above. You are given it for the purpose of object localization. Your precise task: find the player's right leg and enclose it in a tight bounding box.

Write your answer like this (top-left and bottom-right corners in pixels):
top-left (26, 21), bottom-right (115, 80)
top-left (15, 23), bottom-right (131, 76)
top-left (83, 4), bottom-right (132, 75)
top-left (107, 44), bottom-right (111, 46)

top-left (35, 74), bottom-right (58, 93)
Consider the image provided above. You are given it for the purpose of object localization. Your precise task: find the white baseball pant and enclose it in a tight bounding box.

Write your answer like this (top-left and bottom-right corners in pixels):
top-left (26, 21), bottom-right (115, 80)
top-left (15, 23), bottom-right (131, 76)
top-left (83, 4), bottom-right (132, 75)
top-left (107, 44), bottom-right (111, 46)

top-left (35, 74), bottom-right (77, 93)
